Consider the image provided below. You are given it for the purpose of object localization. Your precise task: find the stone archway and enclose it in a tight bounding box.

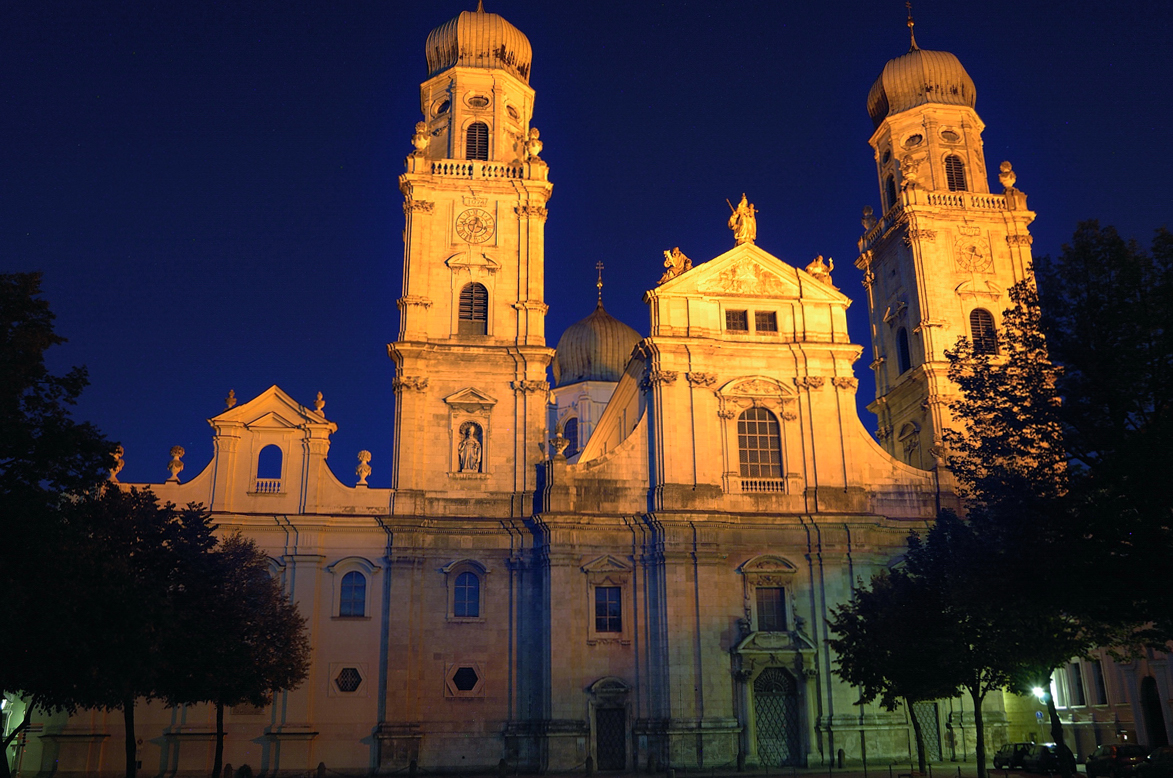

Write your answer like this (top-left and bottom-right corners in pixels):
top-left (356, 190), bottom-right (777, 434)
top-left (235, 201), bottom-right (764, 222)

top-left (754, 667), bottom-right (802, 766)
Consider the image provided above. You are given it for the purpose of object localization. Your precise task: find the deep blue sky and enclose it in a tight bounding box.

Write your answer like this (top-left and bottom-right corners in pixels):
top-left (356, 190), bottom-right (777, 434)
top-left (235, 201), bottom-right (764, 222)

top-left (4, 1), bottom-right (1169, 488)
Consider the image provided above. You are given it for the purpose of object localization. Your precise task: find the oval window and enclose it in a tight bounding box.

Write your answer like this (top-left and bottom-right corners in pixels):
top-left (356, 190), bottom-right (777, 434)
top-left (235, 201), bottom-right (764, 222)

top-left (435, 99), bottom-right (451, 116)
top-left (506, 105), bottom-right (519, 120)
top-left (904, 133), bottom-right (924, 148)
top-left (468, 95), bottom-right (490, 109)
top-left (940, 129), bottom-right (961, 142)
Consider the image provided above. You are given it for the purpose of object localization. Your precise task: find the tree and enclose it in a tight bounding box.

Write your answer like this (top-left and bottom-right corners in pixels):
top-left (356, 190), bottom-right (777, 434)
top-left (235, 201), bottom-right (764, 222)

top-left (828, 569), bottom-right (961, 773)
top-left (0, 272), bottom-right (115, 778)
top-left (1036, 222), bottom-right (1173, 637)
top-left (63, 486), bottom-right (218, 778)
top-left (163, 533), bottom-right (311, 778)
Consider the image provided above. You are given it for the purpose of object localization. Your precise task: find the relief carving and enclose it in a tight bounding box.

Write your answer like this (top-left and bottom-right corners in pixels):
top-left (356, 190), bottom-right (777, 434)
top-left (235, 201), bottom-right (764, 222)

top-left (511, 380), bottom-right (549, 394)
top-left (514, 204), bottom-right (549, 219)
top-left (717, 409), bottom-right (736, 419)
top-left (794, 376), bottom-right (825, 390)
top-left (640, 370), bottom-right (678, 389)
top-left (393, 376), bottom-right (430, 392)
top-left (397, 295), bottom-right (433, 310)
top-left (403, 199), bottom-right (435, 214)
top-left (831, 377), bottom-right (858, 391)
top-left (907, 228), bottom-right (937, 242)
top-left (700, 258), bottom-right (787, 297)
top-left (1006, 234), bottom-right (1034, 247)
top-left (685, 372), bottom-right (717, 387)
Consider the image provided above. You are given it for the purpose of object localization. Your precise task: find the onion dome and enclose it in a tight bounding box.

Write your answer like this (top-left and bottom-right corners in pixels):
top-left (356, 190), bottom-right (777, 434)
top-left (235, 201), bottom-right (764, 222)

top-left (553, 303), bottom-right (641, 387)
top-left (867, 47), bottom-right (976, 128)
top-left (425, 2), bottom-right (532, 83)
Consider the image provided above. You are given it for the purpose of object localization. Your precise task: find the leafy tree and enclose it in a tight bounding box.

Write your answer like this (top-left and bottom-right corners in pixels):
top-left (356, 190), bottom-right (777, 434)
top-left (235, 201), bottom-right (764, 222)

top-left (63, 486), bottom-right (218, 778)
top-left (828, 569), bottom-right (961, 773)
top-left (163, 533), bottom-right (311, 778)
top-left (0, 272), bottom-right (115, 778)
top-left (1036, 223), bottom-right (1173, 637)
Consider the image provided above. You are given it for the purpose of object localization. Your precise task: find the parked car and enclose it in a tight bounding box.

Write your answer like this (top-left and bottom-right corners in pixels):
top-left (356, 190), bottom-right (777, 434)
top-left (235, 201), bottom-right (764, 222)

top-left (1137, 747), bottom-right (1173, 778)
top-left (994, 743), bottom-right (1035, 770)
top-left (1087, 744), bottom-right (1149, 778)
top-left (1022, 743), bottom-right (1060, 773)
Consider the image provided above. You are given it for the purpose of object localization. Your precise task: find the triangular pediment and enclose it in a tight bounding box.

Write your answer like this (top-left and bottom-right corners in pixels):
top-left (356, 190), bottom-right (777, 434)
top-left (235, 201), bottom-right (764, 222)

top-left (651, 243), bottom-right (849, 304)
top-left (211, 385), bottom-right (333, 429)
top-left (443, 387), bottom-right (498, 412)
top-left (581, 554), bottom-right (632, 574)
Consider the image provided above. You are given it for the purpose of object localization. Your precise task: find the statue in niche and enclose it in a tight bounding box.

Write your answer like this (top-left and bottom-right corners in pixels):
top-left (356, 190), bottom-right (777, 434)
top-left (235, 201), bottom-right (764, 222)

top-left (727, 194), bottom-right (758, 245)
top-left (658, 246), bottom-right (693, 284)
top-left (458, 422), bottom-right (483, 473)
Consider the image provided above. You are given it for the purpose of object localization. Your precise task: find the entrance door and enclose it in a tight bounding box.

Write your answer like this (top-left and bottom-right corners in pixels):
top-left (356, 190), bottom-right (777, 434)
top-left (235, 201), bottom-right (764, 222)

top-left (596, 707), bottom-right (626, 771)
top-left (754, 668), bottom-right (802, 766)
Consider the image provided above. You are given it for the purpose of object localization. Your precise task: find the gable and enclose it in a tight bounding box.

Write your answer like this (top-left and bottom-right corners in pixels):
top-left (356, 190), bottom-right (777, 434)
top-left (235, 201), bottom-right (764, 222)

top-left (211, 384), bottom-right (333, 430)
top-left (650, 242), bottom-right (849, 305)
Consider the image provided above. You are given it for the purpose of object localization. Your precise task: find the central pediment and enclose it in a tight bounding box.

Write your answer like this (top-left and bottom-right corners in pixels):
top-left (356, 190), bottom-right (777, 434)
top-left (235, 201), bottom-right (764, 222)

top-left (646, 243), bottom-right (849, 304)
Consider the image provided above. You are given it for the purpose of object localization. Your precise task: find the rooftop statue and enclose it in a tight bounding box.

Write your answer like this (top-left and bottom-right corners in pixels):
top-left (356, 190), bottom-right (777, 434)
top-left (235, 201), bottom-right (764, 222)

top-left (805, 255), bottom-right (837, 289)
top-left (658, 246), bottom-right (693, 284)
top-left (727, 194), bottom-right (758, 246)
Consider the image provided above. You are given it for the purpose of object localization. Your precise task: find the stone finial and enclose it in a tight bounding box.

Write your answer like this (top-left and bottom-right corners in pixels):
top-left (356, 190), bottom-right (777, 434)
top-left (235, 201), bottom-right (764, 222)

top-left (999, 160), bottom-right (1018, 191)
top-left (804, 255), bottom-right (838, 289)
top-left (727, 194), bottom-right (758, 246)
top-left (861, 205), bottom-right (877, 231)
top-left (550, 430), bottom-right (570, 459)
top-left (410, 121), bottom-right (430, 157)
top-left (658, 247), bottom-right (693, 285)
top-left (225, 389), bottom-right (237, 410)
top-left (356, 450), bottom-right (372, 487)
top-left (109, 445), bottom-right (125, 483)
top-left (314, 391), bottom-right (325, 414)
top-left (167, 446), bottom-right (185, 483)
top-left (525, 127), bottom-right (543, 161)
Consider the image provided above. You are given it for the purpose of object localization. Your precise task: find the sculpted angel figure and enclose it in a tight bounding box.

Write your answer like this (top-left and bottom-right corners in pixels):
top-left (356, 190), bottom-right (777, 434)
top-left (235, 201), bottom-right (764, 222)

top-left (727, 194), bottom-right (758, 245)
top-left (804, 254), bottom-right (837, 288)
top-left (458, 423), bottom-right (483, 473)
top-left (658, 246), bottom-right (693, 284)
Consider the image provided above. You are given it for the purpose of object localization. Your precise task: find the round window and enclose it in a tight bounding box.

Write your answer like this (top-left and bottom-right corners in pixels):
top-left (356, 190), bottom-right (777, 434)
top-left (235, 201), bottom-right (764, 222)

top-left (434, 99), bottom-right (450, 116)
top-left (468, 95), bottom-right (490, 109)
top-left (904, 133), bottom-right (924, 148)
top-left (506, 105), bottom-right (519, 120)
top-left (940, 129), bottom-right (961, 143)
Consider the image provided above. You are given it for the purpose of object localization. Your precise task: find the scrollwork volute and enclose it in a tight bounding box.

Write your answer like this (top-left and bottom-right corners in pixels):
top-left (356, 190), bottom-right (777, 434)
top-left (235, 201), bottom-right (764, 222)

top-left (639, 370), bottom-right (678, 390)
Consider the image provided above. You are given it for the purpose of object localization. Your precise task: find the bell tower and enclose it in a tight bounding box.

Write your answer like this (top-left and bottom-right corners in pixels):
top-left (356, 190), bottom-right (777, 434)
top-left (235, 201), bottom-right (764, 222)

top-left (854, 13), bottom-right (1037, 469)
top-left (389, 4), bottom-right (553, 517)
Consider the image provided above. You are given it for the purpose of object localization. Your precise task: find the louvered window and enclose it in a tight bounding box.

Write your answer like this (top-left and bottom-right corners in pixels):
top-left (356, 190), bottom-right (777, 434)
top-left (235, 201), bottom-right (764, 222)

top-left (970, 309), bottom-right (998, 355)
top-left (737, 408), bottom-right (782, 478)
top-left (897, 328), bottom-right (912, 374)
top-left (944, 155), bottom-right (968, 192)
top-left (466, 122), bottom-right (489, 161)
top-left (458, 283), bottom-right (488, 335)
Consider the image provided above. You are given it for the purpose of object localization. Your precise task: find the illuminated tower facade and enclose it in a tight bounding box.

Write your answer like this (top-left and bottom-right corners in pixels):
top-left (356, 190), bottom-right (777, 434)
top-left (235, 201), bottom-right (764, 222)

top-left (389, 5), bottom-right (554, 517)
top-left (854, 21), bottom-right (1037, 468)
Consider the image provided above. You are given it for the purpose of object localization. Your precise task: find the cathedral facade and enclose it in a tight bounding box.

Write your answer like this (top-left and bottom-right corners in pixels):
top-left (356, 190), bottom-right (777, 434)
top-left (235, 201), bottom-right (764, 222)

top-left (19, 6), bottom-right (1107, 777)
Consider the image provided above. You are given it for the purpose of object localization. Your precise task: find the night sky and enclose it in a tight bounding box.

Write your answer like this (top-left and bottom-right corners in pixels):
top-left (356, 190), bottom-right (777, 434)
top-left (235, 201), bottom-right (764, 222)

top-left (4, 1), bottom-right (1169, 488)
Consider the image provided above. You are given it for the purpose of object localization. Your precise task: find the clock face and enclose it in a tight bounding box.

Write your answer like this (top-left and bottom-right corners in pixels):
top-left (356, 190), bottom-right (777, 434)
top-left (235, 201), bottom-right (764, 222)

top-left (456, 208), bottom-right (494, 243)
top-left (956, 238), bottom-right (993, 273)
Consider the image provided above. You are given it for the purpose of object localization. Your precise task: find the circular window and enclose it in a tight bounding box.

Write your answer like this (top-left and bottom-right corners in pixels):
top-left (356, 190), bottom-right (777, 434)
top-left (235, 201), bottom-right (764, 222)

top-left (882, 149), bottom-right (891, 164)
top-left (467, 95), bottom-right (490, 109)
top-left (940, 129), bottom-right (961, 143)
top-left (903, 133), bottom-right (924, 148)
top-left (434, 99), bottom-right (450, 116)
top-left (506, 105), bottom-right (519, 120)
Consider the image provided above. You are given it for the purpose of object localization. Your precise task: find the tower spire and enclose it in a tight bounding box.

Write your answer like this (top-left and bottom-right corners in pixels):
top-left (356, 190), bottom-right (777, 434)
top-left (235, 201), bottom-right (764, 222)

top-left (596, 261), bottom-right (605, 306)
top-left (905, 1), bottom-right (919, 51)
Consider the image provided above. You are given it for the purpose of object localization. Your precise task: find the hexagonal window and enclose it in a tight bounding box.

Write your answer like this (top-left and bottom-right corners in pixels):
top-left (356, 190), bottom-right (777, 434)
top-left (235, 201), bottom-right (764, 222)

top-left (335, 667), bottom-right (363, 693)
top-left (452, 666), bottom-right (479, 692)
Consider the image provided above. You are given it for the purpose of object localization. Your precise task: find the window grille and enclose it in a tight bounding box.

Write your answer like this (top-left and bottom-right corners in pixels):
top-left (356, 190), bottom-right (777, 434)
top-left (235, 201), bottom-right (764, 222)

top-left (454, 571), bottom-right (480, 617)
top-left (466, 122), bottom-right (489, 160)
top-left (755, 311), bottom-right (778, 332)
top-left (458, 283), bottom-right (488, 335)
top-left (595, 586), bottom-right (622, 632)
top-left (339, 571), bottom-right (366, 617)
top-left (726, 310), bottom-right (749, 331)
top-left (944, 155), bottom-right (968, 192)
top-left (334, 667), bottom-right (362, 693)
top-left (738, 408), bottom-right (782, 478)
top-left (897, 328), bottom-right (912, 374)
top-left (970, 309), bottom-right (998, 355)
top-left (756, 587), bottom-right (787, 632)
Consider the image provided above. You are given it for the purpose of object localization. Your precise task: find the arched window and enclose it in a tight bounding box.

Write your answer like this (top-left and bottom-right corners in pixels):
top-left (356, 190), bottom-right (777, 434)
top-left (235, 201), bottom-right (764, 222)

top-left (465, 122), bottom-right (489, 161)
top-left (737, 408), bottom-right (782, 479)
top-left (970, 309), bottom-right (998, 355)
top-left (897, 328), bottom-right (912, 374)
top-left (454, 571), bottom-right (480, 618)
top-left (255, 444), bottom-right (282, 493)
top-left (944, 155), bottom-right (967, 192)
top-left (458, 282), bottom-right (488, 335)
top-left (563, 418), bottom-right (579, 459)
top-left (885, 175), bottom-right (897, 212)
top-left (339, 571), bottom-right (366, 617)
